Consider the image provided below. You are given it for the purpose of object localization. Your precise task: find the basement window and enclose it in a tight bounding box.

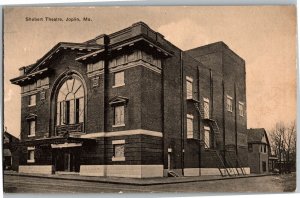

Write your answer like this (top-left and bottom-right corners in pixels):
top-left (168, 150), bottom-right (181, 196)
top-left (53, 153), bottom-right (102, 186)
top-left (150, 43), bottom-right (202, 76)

top-left (27, 147), bottom-right (35, 163)
top-left (112, 140), bottom-right (125, 161)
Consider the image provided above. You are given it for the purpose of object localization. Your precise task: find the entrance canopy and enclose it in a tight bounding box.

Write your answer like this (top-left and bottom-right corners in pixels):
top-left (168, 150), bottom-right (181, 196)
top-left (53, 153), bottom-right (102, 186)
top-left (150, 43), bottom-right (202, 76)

top-left (18, 136), bottom-right (95, 147)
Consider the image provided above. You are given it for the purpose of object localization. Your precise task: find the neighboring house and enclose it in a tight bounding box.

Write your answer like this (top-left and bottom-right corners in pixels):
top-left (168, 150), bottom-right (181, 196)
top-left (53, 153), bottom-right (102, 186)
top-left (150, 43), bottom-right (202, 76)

top-left (10, 21), bottom-right (249, 178)
top-left (3, 131), bottom-right (19, 171)
top-left (247, 128), bottom-right (271, 174)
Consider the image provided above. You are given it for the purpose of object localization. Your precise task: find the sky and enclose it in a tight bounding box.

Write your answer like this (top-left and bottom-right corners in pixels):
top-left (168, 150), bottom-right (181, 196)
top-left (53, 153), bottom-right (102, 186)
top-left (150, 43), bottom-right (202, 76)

top-left (3, 6), bottom-right (296, 138)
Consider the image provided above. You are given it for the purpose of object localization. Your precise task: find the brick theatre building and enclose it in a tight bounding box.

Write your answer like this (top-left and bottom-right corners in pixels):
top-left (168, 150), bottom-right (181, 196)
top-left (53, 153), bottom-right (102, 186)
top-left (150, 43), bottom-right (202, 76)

top-left (10, 22), bottom-right (249, 177)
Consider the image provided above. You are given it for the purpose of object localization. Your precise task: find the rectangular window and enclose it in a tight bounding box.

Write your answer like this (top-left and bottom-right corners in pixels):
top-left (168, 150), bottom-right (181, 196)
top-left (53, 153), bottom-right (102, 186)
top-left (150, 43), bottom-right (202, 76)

top-left (65, 101), bottom-right (70, 124)
top-left (27, 147), bottom-right (35, 163)
top-left (239, 102), bottom-right (244, 116)
top-left (226, 96), bottom-right (233, 112)
top-left (248, 144), bottom-right (253, 152)
top-left (79, 98), bottom-right (84, 123)
top-left (29, 120), bottom-right (36, 136)
top-left (187, 114), bottom-right (194, 139)
top-left (60, 101), bottom-right (65, 125)
top-left (69, 100), bottom-right (75, 124)
top-left (186, 77), bottom-right (193, 99)
top-left (204, 126), bottom-right (210, 148)
top-left (203, 98), bottom-right (210, 119)
top-left (56, 102), bottom-right (61, 126)
top-left (29, 95), bottom-right (36, 106)
top-left (113, 71), bottom-right (125, 88)
top-left (112, 140), bottom-right (125, 161)
top-left (264, 145), bottom-right (267, 153)
top-left (114, 105), bottom-right (125, 126)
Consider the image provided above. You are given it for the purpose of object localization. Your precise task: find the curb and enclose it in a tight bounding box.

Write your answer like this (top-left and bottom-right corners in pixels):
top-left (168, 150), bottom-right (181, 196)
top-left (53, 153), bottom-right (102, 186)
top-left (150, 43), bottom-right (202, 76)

top-left (4, 173), bottom-right (277, 186)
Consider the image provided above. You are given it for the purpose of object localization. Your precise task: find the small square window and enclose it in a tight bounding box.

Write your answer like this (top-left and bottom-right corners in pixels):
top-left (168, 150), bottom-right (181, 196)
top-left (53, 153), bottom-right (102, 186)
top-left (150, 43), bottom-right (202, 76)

top-left (29, 120), bottom-right (36, 136)
top-left (187, 114), bottom-right (194, 139)
top-left (113, 71), bottom-right (125, 88)
top-left (226, 96), bottom-right (233, 112)
top-left (29, 95), bottom-right (36, 106)
top-left (112, 140), bottom-right (125, 161)
top-left (114, 144), bottom-right (125, 158)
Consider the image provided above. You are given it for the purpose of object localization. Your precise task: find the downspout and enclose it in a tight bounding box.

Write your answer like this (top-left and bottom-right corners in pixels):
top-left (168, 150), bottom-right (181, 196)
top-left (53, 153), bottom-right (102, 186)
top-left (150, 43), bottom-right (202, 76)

top-left (198, 65), bottom-right (201, 176)
top-left (222, 80), bottom-right (226, 163)
top-left (210, 69), bottom-right (214, 119)
top-left (103, 36), bottom-right (109, 176)
top-left (161, 58), bottom-right (165, 174)
top-left (234, 83), bottom-right (238, 166)
top-left (180, 51), bottom-right (185, 176)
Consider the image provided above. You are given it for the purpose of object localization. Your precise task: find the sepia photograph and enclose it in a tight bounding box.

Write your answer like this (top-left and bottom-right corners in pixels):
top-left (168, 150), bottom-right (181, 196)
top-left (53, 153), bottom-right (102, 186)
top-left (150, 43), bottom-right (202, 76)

top-left (2, 5), bottom-right (297, 193)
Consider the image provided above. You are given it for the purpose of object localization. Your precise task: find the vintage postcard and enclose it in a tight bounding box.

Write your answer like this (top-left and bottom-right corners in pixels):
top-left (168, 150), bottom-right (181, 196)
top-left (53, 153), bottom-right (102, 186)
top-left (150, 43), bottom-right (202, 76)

top-left (2, 6), bottom-right (296, 193)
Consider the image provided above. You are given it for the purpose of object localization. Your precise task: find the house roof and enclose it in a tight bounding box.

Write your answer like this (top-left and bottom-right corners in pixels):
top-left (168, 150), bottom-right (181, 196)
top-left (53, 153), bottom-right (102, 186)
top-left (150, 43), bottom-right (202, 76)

top-left (247, 128), bottom-right (270, 145)
top-left (4, 131), bottom-right (19, 140)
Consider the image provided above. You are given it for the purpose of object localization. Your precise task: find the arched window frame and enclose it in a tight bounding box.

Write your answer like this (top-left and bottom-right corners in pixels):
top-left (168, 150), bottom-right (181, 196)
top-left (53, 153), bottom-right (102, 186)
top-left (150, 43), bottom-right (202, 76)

top-left (55, 76), bottom-right (85, 126)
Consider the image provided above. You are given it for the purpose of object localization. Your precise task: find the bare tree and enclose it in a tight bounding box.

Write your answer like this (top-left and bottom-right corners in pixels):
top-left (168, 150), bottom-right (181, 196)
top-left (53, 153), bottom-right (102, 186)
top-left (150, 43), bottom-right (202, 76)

top-left (268, 121), bottom-right (296, 172)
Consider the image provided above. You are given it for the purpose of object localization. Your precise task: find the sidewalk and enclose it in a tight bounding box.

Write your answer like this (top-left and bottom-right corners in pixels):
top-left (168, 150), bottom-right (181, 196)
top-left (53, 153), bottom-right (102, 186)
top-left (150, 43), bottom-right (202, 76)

top-left (4, 171), bottom-right (276, 186)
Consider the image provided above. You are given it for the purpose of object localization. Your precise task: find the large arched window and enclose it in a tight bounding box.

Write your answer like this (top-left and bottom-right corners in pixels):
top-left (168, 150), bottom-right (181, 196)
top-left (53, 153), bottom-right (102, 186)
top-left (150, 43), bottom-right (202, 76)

top-left (56, 77), bottom-right (84, 126)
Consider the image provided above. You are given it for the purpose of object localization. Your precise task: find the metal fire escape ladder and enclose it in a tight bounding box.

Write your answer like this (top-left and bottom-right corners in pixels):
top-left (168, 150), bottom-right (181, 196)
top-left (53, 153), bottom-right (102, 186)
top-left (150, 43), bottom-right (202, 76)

top-left (190, 99), bottom-right (233, 177)
top-left (225, 150), bottom-right (246, 175)
top-left (202, 141), bottom-right (231, 177)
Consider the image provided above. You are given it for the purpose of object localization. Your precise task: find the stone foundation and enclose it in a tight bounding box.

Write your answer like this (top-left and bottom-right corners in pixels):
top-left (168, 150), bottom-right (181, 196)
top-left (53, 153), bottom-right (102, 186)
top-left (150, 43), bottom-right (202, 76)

top-left (80, 164), bottom-right (163, 178)
top-left (19, 165), bottom-right (54, 174)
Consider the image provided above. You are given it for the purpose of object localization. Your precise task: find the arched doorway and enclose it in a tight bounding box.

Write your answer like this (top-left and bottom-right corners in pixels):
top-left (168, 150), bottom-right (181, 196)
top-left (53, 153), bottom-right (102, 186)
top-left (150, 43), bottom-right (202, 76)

top-left (51, 73), bottom-right (86, 173)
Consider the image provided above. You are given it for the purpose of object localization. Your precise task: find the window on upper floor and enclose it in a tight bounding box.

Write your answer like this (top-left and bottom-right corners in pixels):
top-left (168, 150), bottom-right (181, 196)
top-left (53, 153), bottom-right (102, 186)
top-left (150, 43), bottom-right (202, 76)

top-left (248, 144), bottom-right (253, 152)
top-left (28, 120), bottom-right (36, 137)
top-left (113, 105), bottom-right (125, 127)
top-left (227, 96), bottom-right (233, 112)
top-left (203, 98), bottom-right (210, 119)
top-left (239, 102), bottom-right (244, 117)
top-left (204, 126), bottom-right (211, 148)
top-left (113, 71), bottom-right (125, 88)
top-left (56, 77), bottom-right (84, 126)
top-left (186, 76), bottom-right (193, 99)
top-left (187, 114), bottom-right (194, 139)
top-left (264, 145), bottom-right (267, 153)
top-left (29, 95), bottom-right (36, 106)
